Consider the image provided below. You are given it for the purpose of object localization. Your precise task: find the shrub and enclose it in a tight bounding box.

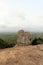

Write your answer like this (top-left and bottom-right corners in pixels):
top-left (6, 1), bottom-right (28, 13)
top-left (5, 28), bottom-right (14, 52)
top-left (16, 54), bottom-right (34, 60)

top-left (0, 39), bottom-right (7, 49)
top-left (5, 42), bottom-right (16, 48)
top-left (32, 37), bottom-right (43, 45)
top-left (32, 38), bottom-right (38, 45)
top-left (0, 38), bottom-right (16, 49)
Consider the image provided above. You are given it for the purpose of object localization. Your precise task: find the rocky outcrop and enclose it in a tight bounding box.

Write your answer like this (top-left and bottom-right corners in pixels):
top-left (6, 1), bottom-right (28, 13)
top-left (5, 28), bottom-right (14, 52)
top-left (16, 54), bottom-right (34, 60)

top-left (17, 30), bottom-right (32, 46)
top-left (0, 44), bottom-right (43, 65)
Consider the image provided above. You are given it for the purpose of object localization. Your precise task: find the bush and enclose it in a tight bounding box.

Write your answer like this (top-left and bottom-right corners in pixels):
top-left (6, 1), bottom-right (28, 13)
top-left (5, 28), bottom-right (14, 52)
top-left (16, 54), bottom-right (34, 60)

top-left (32, 37), bottom-right (43, 45)
top-left (5, 42), bottom-right (16, 48)
top-left (0, 39), bottom-right (16, 49)
top-left (0, 39), bottom-right (7, 49)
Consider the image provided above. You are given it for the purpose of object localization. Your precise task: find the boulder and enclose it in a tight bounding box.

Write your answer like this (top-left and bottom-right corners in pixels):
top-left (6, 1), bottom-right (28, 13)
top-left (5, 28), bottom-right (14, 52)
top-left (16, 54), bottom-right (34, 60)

top-left (17, 30), bottom-right (32, 46)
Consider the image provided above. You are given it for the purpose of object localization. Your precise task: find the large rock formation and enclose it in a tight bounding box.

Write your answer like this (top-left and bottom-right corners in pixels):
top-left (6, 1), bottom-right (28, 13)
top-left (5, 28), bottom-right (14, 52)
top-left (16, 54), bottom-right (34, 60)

top-left (17, 30), bottom-right (32, 46)
top-left (0, 44), bottom-right (43, 65)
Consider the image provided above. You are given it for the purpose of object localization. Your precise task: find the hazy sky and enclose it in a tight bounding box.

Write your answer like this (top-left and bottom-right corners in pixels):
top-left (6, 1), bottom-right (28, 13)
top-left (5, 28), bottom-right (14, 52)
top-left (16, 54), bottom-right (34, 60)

top-left (0, 0), bottom-right (43, 32)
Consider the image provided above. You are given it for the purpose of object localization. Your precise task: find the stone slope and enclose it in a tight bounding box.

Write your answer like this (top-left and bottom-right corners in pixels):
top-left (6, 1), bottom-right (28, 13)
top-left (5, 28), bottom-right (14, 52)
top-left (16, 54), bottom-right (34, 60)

top-left (0, 44), bottom-right (43, 65)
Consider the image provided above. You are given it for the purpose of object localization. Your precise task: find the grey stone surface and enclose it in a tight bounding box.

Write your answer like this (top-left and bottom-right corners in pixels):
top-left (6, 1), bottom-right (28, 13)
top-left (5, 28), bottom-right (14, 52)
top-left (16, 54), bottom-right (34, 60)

top-left (17, 30), bottom-right (32, 46)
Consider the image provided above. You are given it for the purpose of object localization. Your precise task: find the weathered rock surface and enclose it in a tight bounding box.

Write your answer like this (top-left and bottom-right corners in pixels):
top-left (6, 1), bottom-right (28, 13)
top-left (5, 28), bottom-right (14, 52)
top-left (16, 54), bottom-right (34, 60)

top-left (17, 30), bottom-right (32, 46)
top-left (0, 44), bottom-right (43, 65)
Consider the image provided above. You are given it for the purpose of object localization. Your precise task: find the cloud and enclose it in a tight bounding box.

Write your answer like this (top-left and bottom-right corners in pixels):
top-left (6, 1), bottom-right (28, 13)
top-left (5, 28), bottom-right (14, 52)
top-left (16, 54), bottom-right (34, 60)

top-left (0, 0), bottom-right (43, 32)
top-left (0, 0), bottom-right (8, 18)
top-left (0, 12), bottom-right (43, 32)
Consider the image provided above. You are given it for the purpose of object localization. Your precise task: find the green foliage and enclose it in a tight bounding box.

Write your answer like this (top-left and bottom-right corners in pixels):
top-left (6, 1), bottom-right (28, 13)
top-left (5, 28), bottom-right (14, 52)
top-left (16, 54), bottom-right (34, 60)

top-left (0, 33), bottom-right (43, 49)
top-left (0, 39), bottom-right (6, 49)
top-left (0, 33), bottom-right (18, 49)
top-left (32, 37), bottom-right (43, 45)
top-left (5, 42), bottom-right (16, 48)
top-left (0, 34), bottom-right (18, 44)
top-left (0, 38), bottom-right (16, 49)
top-left (32, 33), bottom-right (43, 40)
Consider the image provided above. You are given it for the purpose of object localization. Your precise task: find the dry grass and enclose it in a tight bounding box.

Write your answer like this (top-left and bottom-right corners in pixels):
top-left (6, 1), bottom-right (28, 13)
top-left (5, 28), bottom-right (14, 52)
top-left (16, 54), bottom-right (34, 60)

top-left (0, 44), bottom-right (43, 65)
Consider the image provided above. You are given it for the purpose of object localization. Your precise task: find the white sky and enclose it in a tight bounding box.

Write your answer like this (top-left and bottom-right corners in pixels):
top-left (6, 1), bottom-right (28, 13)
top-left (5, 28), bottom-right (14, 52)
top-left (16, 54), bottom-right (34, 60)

top-left (0, 0), bottom-right (43, 32)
